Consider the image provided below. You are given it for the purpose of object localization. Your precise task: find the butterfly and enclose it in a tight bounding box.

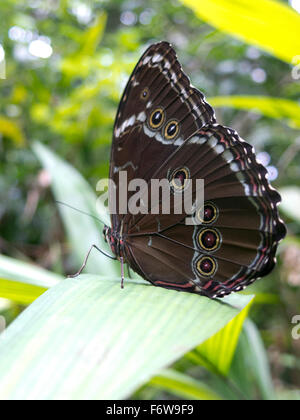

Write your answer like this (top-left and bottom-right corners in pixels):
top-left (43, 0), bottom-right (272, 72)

top-left (88, 41), bottom-right (286, 299)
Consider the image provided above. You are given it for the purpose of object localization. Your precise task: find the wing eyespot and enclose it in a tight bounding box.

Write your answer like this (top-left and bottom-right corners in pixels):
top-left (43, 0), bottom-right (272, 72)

top-left (195, 256), bottom-right (217, 277)
top-left (149, 107), bottom-right (165, 129)
top-left (140, 87), bottom-right (150, 101)
top-left (169, 167), bottom-right (190, 192)
top-left (164, 120), bottom-right (180, 140)
top-left (196, 228), bottom-right (221, 252)
top-left (195, 202), bottom-right (219, 225)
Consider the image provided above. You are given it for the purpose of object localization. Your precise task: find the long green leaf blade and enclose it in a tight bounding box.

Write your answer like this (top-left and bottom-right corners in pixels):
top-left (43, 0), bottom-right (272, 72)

top-left (193, 298), bottom-right (252, 375)
top-left (0, 280), bottom-right (46, 306)
top-left (0, 255), bottom-right (61, 304)
top-left (149, 369), bottom-right (223, 400)
top-left (33, 142), bottom-right (119, 277)
top-left (0, 275), bottom-right (253, 400)
top-left (230, 320), bottom-right (275, 400)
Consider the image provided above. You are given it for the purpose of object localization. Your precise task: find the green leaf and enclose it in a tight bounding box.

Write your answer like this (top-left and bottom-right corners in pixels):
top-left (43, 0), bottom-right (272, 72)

top-left (230, 320), bottom-right (275, 400)
top-left (180, 0), bottom-right (300, 63)
top-left (33, 142), bottom-right (119, 277)
top-left (0, 275), bottom-right (253, 399)
top-left (61, 13), bottom-right (107, 79)
top-left (149, 369), bottom-right (223, 400)
top-left (0, 116), bottom-right (25, 145)
top-left (276, 389), bottom-right (300, 401)
top-left (0, 255), bottom-right (61, 305)
top-left (209, 96), bottom-right (300, 129)
top-left (279, 186), bottom-right (300, 223)
top-left (0, 280), bottom-right (46, 306)
top-left (81, 13), bottom-right (107, 56)
top-left (191, 298), bottom-right (253, 375)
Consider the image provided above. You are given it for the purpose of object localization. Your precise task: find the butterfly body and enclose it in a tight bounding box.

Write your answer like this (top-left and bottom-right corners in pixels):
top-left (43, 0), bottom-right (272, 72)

top-left (103, 226), bottom-right (125, 262)
top-left (106, 41), bottom-right (286, 299)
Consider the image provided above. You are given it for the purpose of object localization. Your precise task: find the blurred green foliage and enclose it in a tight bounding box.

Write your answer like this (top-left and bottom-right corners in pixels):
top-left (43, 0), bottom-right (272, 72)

top-left (0, 0), bottom-right (300, 399)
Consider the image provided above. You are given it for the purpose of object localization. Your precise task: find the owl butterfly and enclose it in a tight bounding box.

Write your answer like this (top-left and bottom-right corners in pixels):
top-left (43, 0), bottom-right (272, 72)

top-left (97, 42), bottom-right (285, 299)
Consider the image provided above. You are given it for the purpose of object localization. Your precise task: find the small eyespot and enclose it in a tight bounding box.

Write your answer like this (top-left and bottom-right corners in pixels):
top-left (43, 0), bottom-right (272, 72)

top-left (164, 120), bottom-right (180, 140)
top-left (196, 228), bottom-right (221, 252)
top-left (169, 167), bottom-right (190, 192)
top-left (195, 256), bottom-right (217, 277)
top-left (196, 202), bottom-right (218, 225)
top-left (140, 87), bottom-right (150, 100)
top-left (149, 108), bottom-right (165, 129)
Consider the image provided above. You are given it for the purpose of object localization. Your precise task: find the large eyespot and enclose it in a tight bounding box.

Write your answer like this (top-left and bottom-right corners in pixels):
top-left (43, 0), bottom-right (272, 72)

top-left (169, 167), bottom-right (190, 192)
top-left (149, 108), bottom-right (165, 129)
top-left (196, 228), bottom-right (221, 252)
top-left (164, 120), bottom-right (180, 140)
top-left (195, 202), bottom-right (219, 225)
top-left (140, 87), bottom-right (150, 100)
top-left (195, 256), bottom-right (217, 277)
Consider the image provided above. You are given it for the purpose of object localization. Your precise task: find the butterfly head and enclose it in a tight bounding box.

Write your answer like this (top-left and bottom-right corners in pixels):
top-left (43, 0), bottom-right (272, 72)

top-left (103, 225), bottom-right (125, 261)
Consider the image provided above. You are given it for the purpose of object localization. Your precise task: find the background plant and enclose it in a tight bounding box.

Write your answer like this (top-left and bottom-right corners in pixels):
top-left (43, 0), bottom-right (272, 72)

top-left (0, 0), bottom-right (299, 400)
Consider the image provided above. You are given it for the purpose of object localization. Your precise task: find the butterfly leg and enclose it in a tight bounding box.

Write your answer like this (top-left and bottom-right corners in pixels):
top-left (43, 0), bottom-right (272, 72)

top-left (120, 257), bottom-right (125, 289)
top-left (68, 244), bottom-right (117, 278)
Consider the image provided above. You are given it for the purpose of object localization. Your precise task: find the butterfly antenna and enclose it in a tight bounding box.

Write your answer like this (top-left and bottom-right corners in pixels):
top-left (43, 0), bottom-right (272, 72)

top-left (55, 202), bottom-right (118, 277)
top-left (55, 201), bottom-right (107, 225)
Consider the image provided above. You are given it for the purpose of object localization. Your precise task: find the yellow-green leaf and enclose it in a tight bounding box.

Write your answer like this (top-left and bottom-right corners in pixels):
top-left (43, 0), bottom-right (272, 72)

top-left (0, 254), bottom-right (62, 305)
top-left (0, 116), bottom-right (25, 145)
top-left (188, 299), bottom-right (253, 375)
top-left (0, 279), bottom-right (46, 305)
top-left (149, 369), bottom-right (223, 400)
top-left (180, 0), bottom-right (300, 63)
top-left (81, 12), bottom-right (107, 56)
top-left (209, 96), bottom-right (300, 129)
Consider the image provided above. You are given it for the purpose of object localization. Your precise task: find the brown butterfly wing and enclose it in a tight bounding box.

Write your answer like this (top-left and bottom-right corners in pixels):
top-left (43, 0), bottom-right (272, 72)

top-left (109, 42), bottom-right (286, 298)
top-left (109, 42), bottom-right (215, 231)
top-left (123, 125), bottom-right (285, 298)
